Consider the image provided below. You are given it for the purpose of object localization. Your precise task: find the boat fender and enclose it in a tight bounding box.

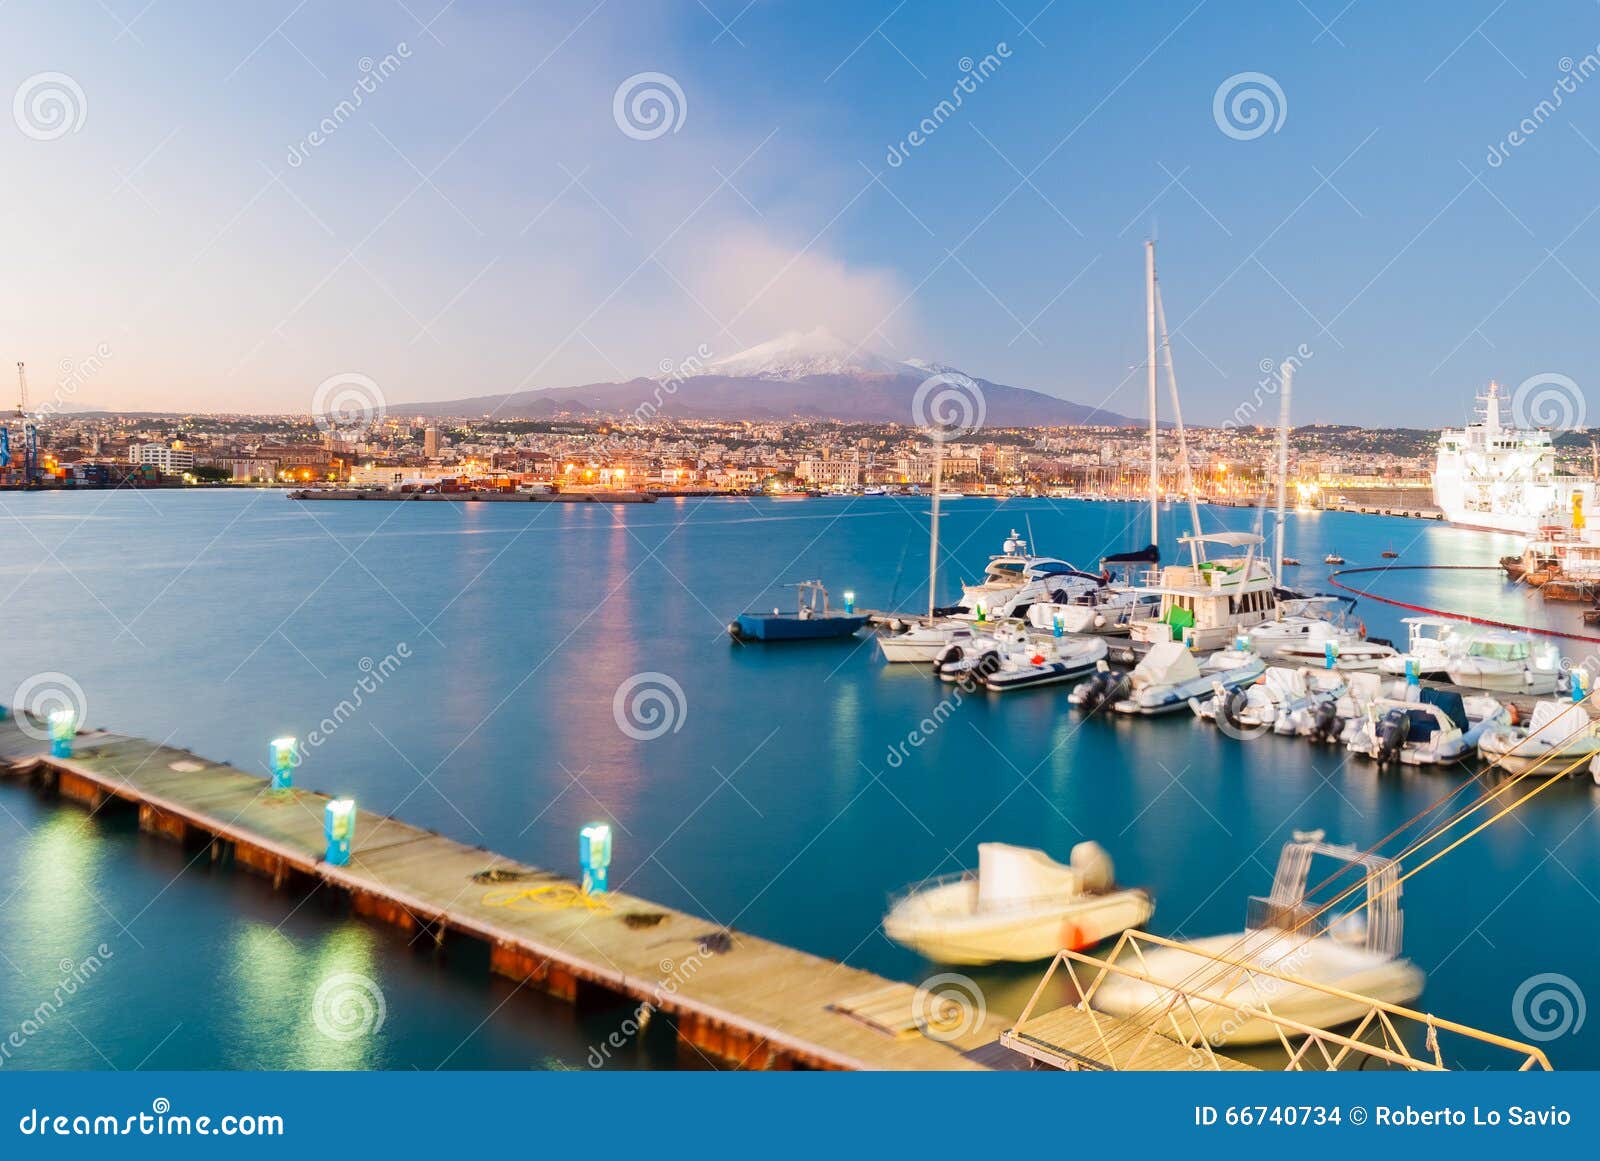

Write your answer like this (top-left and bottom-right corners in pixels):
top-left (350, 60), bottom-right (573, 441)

top-left (727, 621), bottom-right (745, 640)
top-left (1060, 922), bottom-right (1087, 952)
top-left (1506, 703), bottom-right (1520, 727)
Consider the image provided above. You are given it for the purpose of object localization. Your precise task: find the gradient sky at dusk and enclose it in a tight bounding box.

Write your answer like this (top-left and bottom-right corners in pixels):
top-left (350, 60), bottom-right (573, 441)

top-left (5, 1), bottom-right (1600, 423)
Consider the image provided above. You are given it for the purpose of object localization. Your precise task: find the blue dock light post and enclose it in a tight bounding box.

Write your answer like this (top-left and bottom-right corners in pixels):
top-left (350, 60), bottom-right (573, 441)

top-left (579, 822), bottom-right (612, 895)
top-left (269, 737), bottom-right (296, 790)
top-left (48, 709), bottom-right (76, 758)
top-left (1324, 640), bottom-right (1339, 670)
top-left (1405, 658), bottom-right (1420, 687)
top-left (1573, 668), bottom-right (1588, 703)
top-left (1052, 613), bottom-right (1064, 638)
top-left (324, 799), bottom-right (355, 866)
top-left (842, 590), bottom-right (856, 614)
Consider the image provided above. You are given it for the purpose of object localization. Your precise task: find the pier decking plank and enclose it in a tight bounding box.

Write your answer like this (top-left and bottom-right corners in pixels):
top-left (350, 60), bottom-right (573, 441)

top-left (0, 718), bottom-right (1009, 1070)
top-left (1003, 1006), bottom-right (1257, 1071)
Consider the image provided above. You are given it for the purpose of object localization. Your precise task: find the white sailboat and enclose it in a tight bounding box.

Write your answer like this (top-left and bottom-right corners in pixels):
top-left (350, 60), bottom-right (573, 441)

top-left (877, 439), bottom-right (968, 663)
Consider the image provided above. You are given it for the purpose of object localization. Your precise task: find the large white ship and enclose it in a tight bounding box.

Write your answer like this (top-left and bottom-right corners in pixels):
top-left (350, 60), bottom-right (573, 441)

top-left (1433, 382), bottom-right (1595, 536)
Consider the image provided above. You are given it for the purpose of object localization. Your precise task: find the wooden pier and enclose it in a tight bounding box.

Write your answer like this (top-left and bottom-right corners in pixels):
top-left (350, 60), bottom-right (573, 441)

top-left (0, 715), bottom-right (1015, 1071)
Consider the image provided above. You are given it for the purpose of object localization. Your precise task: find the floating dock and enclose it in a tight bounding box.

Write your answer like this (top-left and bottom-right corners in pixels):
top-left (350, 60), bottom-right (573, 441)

top-left (0, 716), bottom-right (1011, 1071)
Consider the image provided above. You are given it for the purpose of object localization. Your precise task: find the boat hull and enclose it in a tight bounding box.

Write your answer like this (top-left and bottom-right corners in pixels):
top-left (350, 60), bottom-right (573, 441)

top-left (886, 890), bottom-right (1154, 965)
top-left (1090, 932), bottom-right (1425, 1045)
top-left (734, 613), bottom-right (870, 641)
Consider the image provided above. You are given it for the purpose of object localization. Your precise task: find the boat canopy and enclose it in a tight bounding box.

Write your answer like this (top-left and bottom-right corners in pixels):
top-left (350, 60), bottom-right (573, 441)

top-left (1180, 531), bottom-right (1263, 548)
top-left (1420, 687), bottom-right (1469, 732)
top-left (1133, 640), bottom-right (1202, 687)
top-left (976, 843), bottom-right (1083, 910)
top-left (1527, 699), bottom-right (1592, 742)
top-left (1262, 667), bottom-right (1308, 700)
top-left (1102, 543), bottom-right (1159, 565)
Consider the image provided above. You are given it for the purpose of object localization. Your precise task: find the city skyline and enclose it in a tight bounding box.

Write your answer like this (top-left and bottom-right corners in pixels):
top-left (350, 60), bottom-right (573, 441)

top-left (6, 2), bottom-right (1600, 424)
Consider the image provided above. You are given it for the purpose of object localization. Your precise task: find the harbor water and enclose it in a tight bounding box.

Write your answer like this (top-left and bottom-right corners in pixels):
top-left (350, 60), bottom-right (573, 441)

top-left (1, 490), bottom-right (1596, 1070)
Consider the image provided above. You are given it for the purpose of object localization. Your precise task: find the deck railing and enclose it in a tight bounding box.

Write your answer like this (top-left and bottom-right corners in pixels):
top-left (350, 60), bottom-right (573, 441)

top-left (1005, 929), bottom-right (1552, 1072)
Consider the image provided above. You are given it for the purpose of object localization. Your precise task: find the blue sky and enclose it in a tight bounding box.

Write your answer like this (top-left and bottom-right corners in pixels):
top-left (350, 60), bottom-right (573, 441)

top-left (4, 1), bottom-right (1600, 424)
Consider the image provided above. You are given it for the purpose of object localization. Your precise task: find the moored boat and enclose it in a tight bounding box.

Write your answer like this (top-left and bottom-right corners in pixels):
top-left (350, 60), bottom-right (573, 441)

top-left (884, 842), bottom-right (1154, 965)
top-left (730, 581), bottom-right (869, 641)
top-left (1088, 832), bottom-right (1424, 1044)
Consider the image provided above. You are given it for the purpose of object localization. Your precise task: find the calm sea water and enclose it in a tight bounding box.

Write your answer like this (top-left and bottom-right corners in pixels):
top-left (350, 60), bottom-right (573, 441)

top-left (1, 489), bottom-right (1596, 1070)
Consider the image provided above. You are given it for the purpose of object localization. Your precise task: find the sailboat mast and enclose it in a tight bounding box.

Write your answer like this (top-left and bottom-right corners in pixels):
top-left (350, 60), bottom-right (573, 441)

top-left (1274, 361), bottom-right (1294, 586)
top-left (1145, 240), bottom-right (1159, 549)
top-left (927, 439), bottom-right (944, 621)
top-left (1152, 279), bottom-right (1205, 565)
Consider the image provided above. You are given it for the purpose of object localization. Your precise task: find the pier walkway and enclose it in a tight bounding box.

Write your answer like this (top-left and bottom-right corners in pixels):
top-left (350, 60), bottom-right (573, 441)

top-left (0, 716), bottom-right (1011, 1070)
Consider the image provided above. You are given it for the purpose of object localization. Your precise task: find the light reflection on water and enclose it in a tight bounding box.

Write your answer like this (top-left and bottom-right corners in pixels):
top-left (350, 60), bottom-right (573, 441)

top-left (0, 491), bottom-right (1596, 1069)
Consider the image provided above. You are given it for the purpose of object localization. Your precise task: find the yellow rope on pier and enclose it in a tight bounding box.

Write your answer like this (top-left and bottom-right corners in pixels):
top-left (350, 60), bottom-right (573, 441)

top-left (481, 883), bottom-right (613, 913)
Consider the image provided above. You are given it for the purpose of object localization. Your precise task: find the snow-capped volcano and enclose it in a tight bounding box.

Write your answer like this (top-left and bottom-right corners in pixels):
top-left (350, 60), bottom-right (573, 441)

top-left (403, 327), bottom-right (1140, 426)
top-left (705, 327), bottom-right (915, 380)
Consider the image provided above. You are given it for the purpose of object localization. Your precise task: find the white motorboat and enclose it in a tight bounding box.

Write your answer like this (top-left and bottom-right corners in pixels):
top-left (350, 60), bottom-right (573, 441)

top-left (1243, 597), bottom-right (1396, 671)
top-left (932, 622), bottom-right (1030, 682)
top-left (1027, 587), bottom-right (1162, 637)
top-left (1478, 698), bottom-right (1600, 775)
top-left (1271, 634), bottom-right (1399, 672)
top-left (1444, 630), bottom-right (1563, 695)
top-left (1089, 832), bottom-right (1424, 1045)
top-left (1344, 688), bottom-right (1509, 766)
top-left (883, 842), bottom-right (1154, 965)
top-left (1071, 640), bottom-right (1266, 716)
top-left (982, 634), bottom-right (1109, 692)
top-left (1378, 616), bottom-right (1466, 679)
top-left (877, 619), bottom-right (973, 664)
top-left (944, 531), bottom-right (1103, 623)
top-left (1193, 666), bottom-right (1348, 737)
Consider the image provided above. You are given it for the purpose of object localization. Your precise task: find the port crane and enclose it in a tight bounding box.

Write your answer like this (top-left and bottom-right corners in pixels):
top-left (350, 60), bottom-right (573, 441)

top-left (1, 361), bottom-right (41, 486)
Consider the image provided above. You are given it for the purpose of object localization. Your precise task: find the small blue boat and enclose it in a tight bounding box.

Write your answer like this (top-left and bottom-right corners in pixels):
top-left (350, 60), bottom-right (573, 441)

top-left (731, 581), bottom-right (870, 642)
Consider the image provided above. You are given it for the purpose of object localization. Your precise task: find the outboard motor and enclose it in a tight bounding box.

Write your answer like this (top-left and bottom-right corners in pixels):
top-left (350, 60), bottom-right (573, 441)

top-left (933, 642), bottom-right (963, 681)
top-left (1309, 699), bottom-right (1342, 743)
top-left (1221, 687), bottom-right (1252, 732)
top-left (1075, 669), bottom-right (1123, 713)
top-left (1375, 707), bottom-right (1411, 765)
